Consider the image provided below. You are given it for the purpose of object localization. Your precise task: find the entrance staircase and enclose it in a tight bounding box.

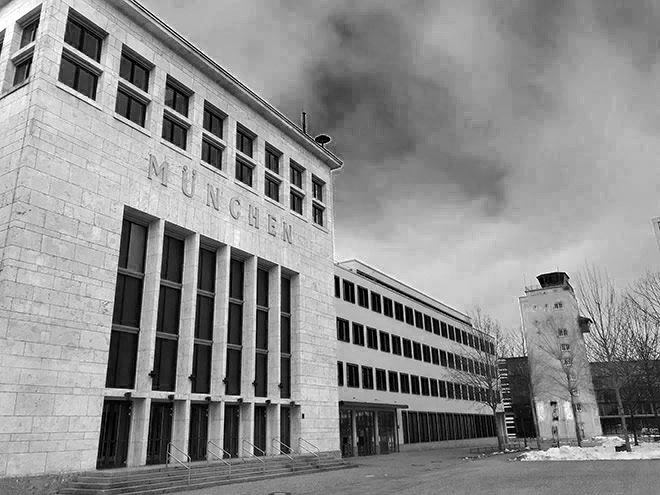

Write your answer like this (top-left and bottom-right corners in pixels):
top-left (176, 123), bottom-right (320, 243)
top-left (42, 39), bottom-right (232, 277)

top-left (59, 443), bottom-right (352, 495)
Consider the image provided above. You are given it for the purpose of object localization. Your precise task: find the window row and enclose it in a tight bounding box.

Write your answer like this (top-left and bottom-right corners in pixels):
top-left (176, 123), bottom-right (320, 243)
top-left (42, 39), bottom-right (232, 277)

top-left (107, 217), bottom-right (294, 401)
top-left (401, 411), bottom-right (496, 444)
top-left (335, 277), bottom-right (495, 355)
top-left (337, 362), bottom-right (491, 402)
top-left (7, 7), bottom-right (327, 227)
top-left (336, 318), bottom-right (497, 378)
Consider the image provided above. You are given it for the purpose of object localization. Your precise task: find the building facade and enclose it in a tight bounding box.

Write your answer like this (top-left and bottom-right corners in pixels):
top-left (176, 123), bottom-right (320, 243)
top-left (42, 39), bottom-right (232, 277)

top-left (0, 0), bottom-right (342, 477)
top-left (519, 273), bottom-right (602, 442)
top-left (334, 260), bottom-right (498, 456)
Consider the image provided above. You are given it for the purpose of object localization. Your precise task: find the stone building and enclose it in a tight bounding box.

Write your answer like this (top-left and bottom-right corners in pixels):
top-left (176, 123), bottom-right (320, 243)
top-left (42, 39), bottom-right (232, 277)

top-left (0, 0), bottom-right (342, 477)
top-left (519, 272), bottom-right (602, 442)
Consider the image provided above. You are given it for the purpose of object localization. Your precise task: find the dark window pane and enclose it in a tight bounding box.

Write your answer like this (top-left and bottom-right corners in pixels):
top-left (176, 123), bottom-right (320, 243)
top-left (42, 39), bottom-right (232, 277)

top-left (192, 343), bottom-right (211, 393)
top-left (198, 248), bottom-right (216, 292)
top-left (105, 330), bottom-right (138, 388)
top-left (281, 277), bottom-right (291, 313)
top-left (21, 19), bottom-right (39, 48)
top-left (161, 236), bottom-right (184, 283)
top-left (225, 348), bottom-right (241, 395)
top-left (229, 259), bottom-right (244, 300)
top-left (152, 337), bottom-right (177, 391)
top-left (281, 316), bottom-right (291, 354)
top-left (113, 273), bottom-right (143, 327)
top-left (157, 286), bottom-right (181, 335)
top-left (256, 310), bottom-right (268, 350)
top-left (255, 353), bottom-right (268, 397)
top-left (227, 302), bottom-right (243, 345)
top-left (195, 294), bottom-right (214, 340)
top-left (59, 57), bottom-right (76, 87)
top-left (257, 269), bottom-right (269, 307)
top-left (280, 356), bottom-right (291, 398)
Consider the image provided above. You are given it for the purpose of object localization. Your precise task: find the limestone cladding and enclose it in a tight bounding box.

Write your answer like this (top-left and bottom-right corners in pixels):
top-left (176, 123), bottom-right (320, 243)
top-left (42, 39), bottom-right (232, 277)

top-left (0, 0), bottom-right (341, 477)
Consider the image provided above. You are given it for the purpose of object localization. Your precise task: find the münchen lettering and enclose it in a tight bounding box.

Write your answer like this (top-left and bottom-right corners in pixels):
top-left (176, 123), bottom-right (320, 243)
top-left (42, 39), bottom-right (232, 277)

top-left (147, 154), bottom-right (293, 244)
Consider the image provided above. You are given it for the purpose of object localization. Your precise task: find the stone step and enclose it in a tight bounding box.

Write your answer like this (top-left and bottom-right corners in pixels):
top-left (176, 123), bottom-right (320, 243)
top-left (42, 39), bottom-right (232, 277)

top-left (59, 462), bottom-right (353, 495)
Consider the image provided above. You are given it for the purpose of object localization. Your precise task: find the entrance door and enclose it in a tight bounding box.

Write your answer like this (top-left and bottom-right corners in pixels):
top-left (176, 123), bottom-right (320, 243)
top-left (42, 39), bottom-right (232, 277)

top-left (146, 402), bottom-right (173, 465)
top-left (97, 400), bottom-right (131, 469)
top-left (189, 404), bottom-right (209, 461)
top-left (339, 409), bottom-right (353, 457)
top-left (378, 411), bottom-right (397, 454)
top-left (280, 406), bottom-right (291, 454)
top-left (223, 405), bottom-right (240, 458)
top-left (356, 410), bottom-right (376, 456)
top-left (254, 406), bottom-right (267, 456)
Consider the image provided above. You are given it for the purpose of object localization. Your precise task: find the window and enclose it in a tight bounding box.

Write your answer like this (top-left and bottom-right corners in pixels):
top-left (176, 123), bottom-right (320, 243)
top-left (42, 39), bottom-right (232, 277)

top-left (424, 314), bottom-right (432, 332)
top-left (448, 352), bottom-right (455, 369)
top-left (254, 268), bottom-right (269, 397)
top-left (162, 115), bottom-right (187, 150)
top-left (312, 176), bottom-right (324, 202)
top-left (362, 367), bottom-right (373, 389)
top-left (235, 159), bottom-right (253, 187)
top-left (391, 335), bottom-right (402, 355)
top-left (379, 331), bottom-right (390, 353)
top-left (334, 276), bottom-right (341, 298)
top-left (376, 369), bottom-right (387, 391)
top-left (20, 17), bottom-right (39, 48)
top-left (290, 191), bottom-right (303, 215)
top-left (439, 381), bottom-right (447, 398)
top-left (264, 174), bottom-right (280, 202)
top-left (290, 161), bottom-right (303, 188)
top-left (337, 362), bottom-right (344, 386)
top-left (422, 345), bottom-right (431, 363)
top-left (106, 219), bottom-right (147, 389)
top-left (558, 328), bottom-right (568, 337)
top-left (204, 105), bottom-right (224, 139)
top-left (165, 81), bottom-right (189, 116)
top-left (431, 347), bottom-right (439, 365)
top-left (280, 276), bottom-right (292, 398)
top-left (410, 375), bottom-right (420, 395)
top-left (116, 88), bottom-right (146, 127)
top-left (312, 204), bottom-right (324, 226)
top-left (575, 403), bottom-right (582, 412)
top-left (336, 318), bottom-right (350, 342)
top-left (192, 247), bottom-right (216, 394)
top-left (400, 373), bottom-right (410, 394)
top-left (421, 377), bottom-right (430, 396)
top-left (388, 371), bottom-right (399, 392)
top-left (561, 343), bottom-right (571, 352)
top-left (432, 318), bottom-right (440, 335)
top-left (13, 57), bottom-right (32, 85)
top-left (342, 280), bottom-right (355, 303)
top-left (371, 292), bottom-right (382, 313)
top-left (448, 325), bottom-right (455, 341)
top-left (202, 139), bottom-right (223, 170)
top-left (346, 364), bottom-right (359, 388)
top-left (226, 259), bottom-right (244, 395)
top-left (383, 297), bottom-right (393, 317)
top-left (415, 310), bottom-right (424, 329)
top-left (366, 327), bottom-right (378, 349)
top-left (265, 146), bottom-right (280, 174)
top-left (405, 306), bottom-right (414, 325)
top-left (554, 302), bottom-right (563, 309)
top-left (58, 55), bottom-right (98, 99)
top-left (563, 357), bottom-right (573, 366)
top-left (430, 379), bottom-right (439, 397)
top-left (413, 342), bottom-right (422, 361)
top-left (357, 286), bottom-right (369, 308)
top-left (352, 323), bottom-right (365, 346)
top-left (394, 302), bottom-right (404, 321)
top-left (402, 339), bottom-right (412, 358)
top-left (64, 17), bottom-right (102, 61)
top-left (440, 350), bottom-right (447, 367)
top-left (441, 322), bottom-right (448, 338)
top-left (120, 51), bottom-right (149, 92)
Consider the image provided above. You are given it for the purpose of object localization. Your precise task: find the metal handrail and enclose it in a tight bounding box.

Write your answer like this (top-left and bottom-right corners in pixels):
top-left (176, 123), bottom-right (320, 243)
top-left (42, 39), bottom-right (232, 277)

top-left (298, 437), bottom-right (320, 467)
top-left (167, 443), bottom-right (191, 485)
top-left (207, 441), bottom-right (232, 476)
top-left (241, 439), bottom-right (265, 473)
top-left (272, 438), bottom-right (295, 472)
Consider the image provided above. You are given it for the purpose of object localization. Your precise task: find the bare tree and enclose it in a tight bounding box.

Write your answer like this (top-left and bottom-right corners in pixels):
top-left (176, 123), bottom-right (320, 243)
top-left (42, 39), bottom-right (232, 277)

top-left (453, 308), bottom-right (507, 451)
top-left (576, 265), bottom-right (631, 451)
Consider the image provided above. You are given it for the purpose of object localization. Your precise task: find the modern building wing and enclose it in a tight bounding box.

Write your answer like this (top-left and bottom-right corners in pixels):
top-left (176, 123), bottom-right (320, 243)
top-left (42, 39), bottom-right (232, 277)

top-left (0, 0), bottom-right (340, 477)
top-left (334, 260), bottom-right (498, 456)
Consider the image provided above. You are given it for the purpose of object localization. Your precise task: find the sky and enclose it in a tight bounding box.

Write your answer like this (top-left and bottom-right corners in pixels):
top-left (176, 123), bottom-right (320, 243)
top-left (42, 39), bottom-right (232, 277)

top-left (141, 0), bottom-right (660, 331)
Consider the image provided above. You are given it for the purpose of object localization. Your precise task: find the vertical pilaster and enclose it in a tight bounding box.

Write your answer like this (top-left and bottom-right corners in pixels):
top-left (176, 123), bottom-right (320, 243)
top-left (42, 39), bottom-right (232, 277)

top-left (269, 265), bottom-right (281, 400)
top-left (241, 256), bottom-right (257, 400)
top-left (212, 245), bottom-right (230, 397)
top-left (127, 397), bottom-right (150, 467)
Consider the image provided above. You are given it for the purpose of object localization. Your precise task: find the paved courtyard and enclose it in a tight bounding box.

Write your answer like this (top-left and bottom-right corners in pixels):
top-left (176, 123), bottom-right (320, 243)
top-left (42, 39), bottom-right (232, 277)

top-left (172, 446), bottom-right (659, 495)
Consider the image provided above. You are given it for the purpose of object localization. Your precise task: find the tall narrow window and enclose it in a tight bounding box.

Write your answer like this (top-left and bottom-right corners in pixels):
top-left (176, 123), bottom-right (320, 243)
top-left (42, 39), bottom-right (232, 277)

top-left (280, 276), bottom-right (292, 398)
top-left (192, 247), bottom-right (215, 394)
top-left (20, 17), bottom-right (39, 48)
top-left (255, 268), bottom-right (269, 398)
top-left (204, 104), bottom-right (224, 139)
top-left (153, 234), bottom-right (184, 391)
top-left (165, 81), bottom-right (189, 116)
top-left (226, 259), bottom-right (244, 395)
top-left (13, 57), bottom-right (32, 86)
top-left (236, 126), bottom-right (254, 157)
top-left (337, 362), bottom-right (344, 386)
top-left (106, 219), bottom-right (147, 389)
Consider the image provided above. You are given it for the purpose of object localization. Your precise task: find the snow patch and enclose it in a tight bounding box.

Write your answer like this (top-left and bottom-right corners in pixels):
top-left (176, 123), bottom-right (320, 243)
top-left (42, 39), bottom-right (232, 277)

top-left (517, 436), bottom-right (660, 461)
